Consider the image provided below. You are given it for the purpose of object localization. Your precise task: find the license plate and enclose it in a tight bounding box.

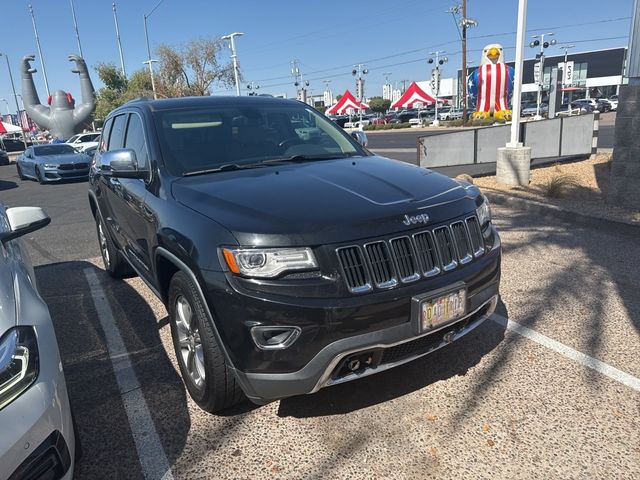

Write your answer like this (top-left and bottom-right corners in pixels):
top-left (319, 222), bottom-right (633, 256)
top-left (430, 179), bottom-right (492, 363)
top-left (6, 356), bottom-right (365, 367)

top-left (420, 288), bottom-right (467, 331)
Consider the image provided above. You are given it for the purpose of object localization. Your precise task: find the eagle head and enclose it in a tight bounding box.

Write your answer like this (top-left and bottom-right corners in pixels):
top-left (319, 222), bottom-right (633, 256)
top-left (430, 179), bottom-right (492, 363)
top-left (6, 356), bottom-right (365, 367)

top-left (481, 44), bottom-right (504, 65)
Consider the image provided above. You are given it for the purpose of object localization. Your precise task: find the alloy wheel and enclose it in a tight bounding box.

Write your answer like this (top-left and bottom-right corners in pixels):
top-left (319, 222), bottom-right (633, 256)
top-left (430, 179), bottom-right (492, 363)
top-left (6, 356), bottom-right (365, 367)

top-left (175, 295), bottom-right (206, 388)
top-left (97, 220), bottom-right (110, 268)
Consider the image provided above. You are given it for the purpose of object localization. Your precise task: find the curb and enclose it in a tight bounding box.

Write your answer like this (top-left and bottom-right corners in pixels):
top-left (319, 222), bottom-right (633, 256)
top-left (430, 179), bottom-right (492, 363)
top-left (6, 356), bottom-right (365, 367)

top-left (485, 190), bottom-right (640, 237)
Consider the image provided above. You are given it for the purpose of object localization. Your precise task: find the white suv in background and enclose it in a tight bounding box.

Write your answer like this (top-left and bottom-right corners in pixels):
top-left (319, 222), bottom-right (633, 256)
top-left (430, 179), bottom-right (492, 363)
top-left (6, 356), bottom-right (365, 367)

top-left (65, 132), bottom-right (100, 152)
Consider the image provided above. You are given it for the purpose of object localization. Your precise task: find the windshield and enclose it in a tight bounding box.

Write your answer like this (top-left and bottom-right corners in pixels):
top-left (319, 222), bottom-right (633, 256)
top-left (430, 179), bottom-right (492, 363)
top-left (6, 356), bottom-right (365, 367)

top-left (153, 103), bottom-right (368, 176)
top-left (34, 145), bottom-right (77, 155)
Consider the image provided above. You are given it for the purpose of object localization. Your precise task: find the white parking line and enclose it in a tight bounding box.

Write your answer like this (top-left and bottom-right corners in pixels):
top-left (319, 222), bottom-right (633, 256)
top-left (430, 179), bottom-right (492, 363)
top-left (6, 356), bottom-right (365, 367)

top-left (84, 268), bottom-right (174, 480)
top-left (492, 314), bottom-right (640, 392)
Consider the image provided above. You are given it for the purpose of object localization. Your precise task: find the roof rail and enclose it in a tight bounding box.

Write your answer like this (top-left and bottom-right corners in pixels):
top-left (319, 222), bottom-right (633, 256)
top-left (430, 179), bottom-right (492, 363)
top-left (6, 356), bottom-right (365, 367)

top-left (124, 96), bottom-right (153, 104)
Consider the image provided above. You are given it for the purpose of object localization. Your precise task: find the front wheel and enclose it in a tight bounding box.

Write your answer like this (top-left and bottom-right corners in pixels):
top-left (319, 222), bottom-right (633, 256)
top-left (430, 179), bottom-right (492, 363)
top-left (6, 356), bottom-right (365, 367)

top-left (36, 166), bottom-right (45, 184)
top-left (16, 164), bottom-right (25, 180)
top-left (168, 271), bottom-right (245, 413)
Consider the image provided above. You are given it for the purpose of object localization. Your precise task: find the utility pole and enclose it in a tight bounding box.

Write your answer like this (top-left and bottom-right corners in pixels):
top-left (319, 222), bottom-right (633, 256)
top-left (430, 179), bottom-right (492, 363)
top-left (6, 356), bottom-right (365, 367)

top-left (28, 4), bottom-right (50, 97)
top-left (113, 3), bottom-right (126, 77)
top-left (69, 0), bottom-right (84, 58)
top-left (291, 60), bottom-right (309, 103)
top-left (461, 0), bottom-right (468, 122)
top-left (222, 32), bottom-right (244, 96)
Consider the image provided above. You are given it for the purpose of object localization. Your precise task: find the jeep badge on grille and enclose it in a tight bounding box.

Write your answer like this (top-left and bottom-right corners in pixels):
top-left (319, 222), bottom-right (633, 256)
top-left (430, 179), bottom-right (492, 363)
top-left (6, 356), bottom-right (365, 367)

top-left (402, 214), bottom-right (429, 226)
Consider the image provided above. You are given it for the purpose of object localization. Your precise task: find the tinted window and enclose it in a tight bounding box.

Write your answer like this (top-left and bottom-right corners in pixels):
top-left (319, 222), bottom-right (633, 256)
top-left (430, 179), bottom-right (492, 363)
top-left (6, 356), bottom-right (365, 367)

top-left (34, 145), bottom-right (77, 155)
top-left (100, 118), bottom-right (113, 153)
top-left (124, 114), bottom-right (149, 169)
top-left (153, 103), bottom-right (366, 176)
top-left (108, 114), bottom-right (128, 150)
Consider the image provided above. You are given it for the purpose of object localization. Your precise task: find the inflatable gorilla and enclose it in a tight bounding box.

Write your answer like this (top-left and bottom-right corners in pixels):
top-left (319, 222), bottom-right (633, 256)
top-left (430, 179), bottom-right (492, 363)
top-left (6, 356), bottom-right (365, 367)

top-left (21, 54), bottom-right (96, 140)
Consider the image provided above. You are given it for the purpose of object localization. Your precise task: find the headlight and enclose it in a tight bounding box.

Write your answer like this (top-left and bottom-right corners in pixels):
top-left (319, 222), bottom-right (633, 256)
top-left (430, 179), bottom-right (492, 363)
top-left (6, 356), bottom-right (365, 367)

top-left (222, 247), bottom-right (318, 278)
top-left (43, 163), bottom-right (58, 169)
top-left (476, 195), bottom-right (492, 228)
top-left (0, 327), bottom-right (39, 410)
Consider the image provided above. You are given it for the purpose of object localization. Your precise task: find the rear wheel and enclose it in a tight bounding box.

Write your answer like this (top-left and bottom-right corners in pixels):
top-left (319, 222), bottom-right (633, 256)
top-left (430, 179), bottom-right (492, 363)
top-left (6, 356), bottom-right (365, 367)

top-left (95, 213), bottom-right (132, 278)
top-left (168, 271), bottom-right (245, 413)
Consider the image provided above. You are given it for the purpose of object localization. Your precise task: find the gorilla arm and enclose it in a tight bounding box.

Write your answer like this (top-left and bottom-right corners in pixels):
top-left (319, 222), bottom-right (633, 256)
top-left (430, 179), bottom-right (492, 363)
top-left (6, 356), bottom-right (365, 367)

top-left (20, 55), bottom-right (51, 128)
top-left (69, 55), bottom-right (96, 125)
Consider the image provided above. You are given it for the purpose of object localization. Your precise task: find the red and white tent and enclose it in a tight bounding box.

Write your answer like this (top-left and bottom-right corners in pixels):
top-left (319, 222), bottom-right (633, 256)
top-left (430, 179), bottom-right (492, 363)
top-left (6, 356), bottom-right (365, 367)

top-left (391, 81), bottom-right (439, 109)
top-left (325, 90), bottom-right (369, 115)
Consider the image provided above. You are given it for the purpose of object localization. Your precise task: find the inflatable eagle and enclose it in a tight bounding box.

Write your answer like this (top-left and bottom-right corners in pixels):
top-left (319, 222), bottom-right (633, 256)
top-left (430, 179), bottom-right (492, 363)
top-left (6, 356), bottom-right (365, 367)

top-left (468, 44), bottom-right (514, 120)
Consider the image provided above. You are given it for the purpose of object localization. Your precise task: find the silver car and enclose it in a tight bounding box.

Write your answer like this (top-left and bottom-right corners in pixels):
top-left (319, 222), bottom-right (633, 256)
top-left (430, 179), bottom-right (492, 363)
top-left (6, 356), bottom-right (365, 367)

top-left (0, 205), bottom-right (75, 479)
top-left (16, 144), bottom-right (91, 184)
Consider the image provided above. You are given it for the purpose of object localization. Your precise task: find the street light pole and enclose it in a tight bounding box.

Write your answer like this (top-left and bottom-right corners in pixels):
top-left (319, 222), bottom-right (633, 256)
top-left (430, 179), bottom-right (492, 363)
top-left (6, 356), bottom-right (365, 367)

top-left (352, 64), bottom-right (369, 128)
top-left (0, 53), bottom-right (28, 149)
top-left (222, 32), bottom-right (244, 96)
top-left (69, 0), bottom-right (84, 58)
top-left (28, 4), bottom-right (50, 97)
top-left (113, 3), bottom-right (126, 77)
top-left (144, 0), bottom-right (165, 100)
top-left (530, 32), bottom-right (556, 120)
top-left (509, 0), bottom-right (527, 146)
top-left (428, 51), bottom-right (448, 126)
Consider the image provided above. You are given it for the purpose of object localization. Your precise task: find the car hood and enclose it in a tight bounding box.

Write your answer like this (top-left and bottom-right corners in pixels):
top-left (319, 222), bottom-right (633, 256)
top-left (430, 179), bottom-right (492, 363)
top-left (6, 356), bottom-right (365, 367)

top-left (172, 156), bottom-right (480, 245)
top-left (37, 153), bottom-right (89, 164)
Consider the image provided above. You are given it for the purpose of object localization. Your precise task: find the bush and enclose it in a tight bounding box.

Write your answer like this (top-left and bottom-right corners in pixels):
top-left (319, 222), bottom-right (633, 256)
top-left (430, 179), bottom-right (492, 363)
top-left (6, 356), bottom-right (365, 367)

top-left (382, 124), bottom-right (395, 130)
top-left (392, 122), bottom-right (411, 129)
top-left (445, 119), bottom-right (464, 127)
top-left (540, 174), bottom-right (580, 198)
top-left (468, 117), bottom-right (507, 127)
top-left (363, 124), bottom-right (376, 131)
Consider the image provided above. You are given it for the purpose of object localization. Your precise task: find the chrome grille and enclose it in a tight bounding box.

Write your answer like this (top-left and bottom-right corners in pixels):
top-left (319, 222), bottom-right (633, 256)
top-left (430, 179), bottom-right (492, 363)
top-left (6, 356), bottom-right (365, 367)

top-left (433, 227), bottom-right (457, 271)
top-left (451, 221), bottom-right (473, 264)
top-left (466, 217), bottom-right (485, 257)
top-left (336, 215), bottom-right (486, 293)
top-left (413, 231), bottom-right (440, 277)
top-left (336, 246), bottom-right (371, 293)
top-left (389, 237), bottom-right (420, 283)
top-left (364, 242), bottom-right (397, 288)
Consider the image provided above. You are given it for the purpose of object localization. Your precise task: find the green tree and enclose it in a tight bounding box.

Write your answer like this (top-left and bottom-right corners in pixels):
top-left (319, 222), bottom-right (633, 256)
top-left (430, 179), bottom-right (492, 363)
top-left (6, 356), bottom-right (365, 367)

top-left (94, 64), bottom-right (155, 122)
top-left (155, 37), bottom-right (236, 97)
top-left (336, 94), bottom-right (343, 101)
top-left (368, 96), bottom-right (391, 113)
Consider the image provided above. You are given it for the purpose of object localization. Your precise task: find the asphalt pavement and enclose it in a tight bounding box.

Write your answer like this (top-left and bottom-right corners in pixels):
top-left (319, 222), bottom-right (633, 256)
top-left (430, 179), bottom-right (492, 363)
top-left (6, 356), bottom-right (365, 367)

top-left (1, 161), bottom-right (638, 479)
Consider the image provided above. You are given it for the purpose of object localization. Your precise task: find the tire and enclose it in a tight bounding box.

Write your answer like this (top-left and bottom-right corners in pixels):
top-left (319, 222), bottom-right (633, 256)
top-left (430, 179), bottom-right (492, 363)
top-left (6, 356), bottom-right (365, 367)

top-left (95, 213), bottom-right (133, 278)
top-left (36, 166), bottom-right (45, 185)
top-left (16, 164), bottom-right (25, 180)
top-left (168, 271), bottom-right (245, 413)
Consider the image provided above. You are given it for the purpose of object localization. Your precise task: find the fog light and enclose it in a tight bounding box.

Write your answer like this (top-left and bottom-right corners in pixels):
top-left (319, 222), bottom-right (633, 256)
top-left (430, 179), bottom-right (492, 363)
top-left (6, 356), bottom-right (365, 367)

top-left (250, 326), bottom-right (301, 350)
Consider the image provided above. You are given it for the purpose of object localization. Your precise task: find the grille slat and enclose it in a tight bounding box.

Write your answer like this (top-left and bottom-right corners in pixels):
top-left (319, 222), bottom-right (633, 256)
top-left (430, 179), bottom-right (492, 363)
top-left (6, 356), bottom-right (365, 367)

top-left (337, 247), bottom-right (371, 293)
top-left (433, 227), bottom-right (457, 271)
top-left (451, 221), bottom-right (473, 264)
top-left (336, 215), bottom-right (486, 293)
top-left (413, 231), bottom-right (440, 276)
top-left (390, 237), bottom-right (419, 282)
top-left (466, 217), bottom-right (485, 257)
top-left (365, 242), bottom-right (396, 288)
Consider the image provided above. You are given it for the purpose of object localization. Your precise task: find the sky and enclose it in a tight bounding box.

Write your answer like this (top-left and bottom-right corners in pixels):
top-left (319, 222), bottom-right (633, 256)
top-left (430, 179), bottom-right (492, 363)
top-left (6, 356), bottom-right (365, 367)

top-left (0, 0), bottom-right (634, 111)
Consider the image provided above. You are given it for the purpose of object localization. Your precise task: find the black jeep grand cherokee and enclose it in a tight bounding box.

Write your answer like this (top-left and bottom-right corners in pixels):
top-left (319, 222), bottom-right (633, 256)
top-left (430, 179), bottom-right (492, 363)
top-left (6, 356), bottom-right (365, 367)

top-left (88, 96), bottom-right (500, 412)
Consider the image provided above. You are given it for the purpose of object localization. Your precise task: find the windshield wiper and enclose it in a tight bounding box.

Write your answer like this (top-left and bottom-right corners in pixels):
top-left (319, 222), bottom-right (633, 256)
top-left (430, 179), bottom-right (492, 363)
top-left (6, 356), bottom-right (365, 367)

top-left (262, 153), bottom-right (359, 165)
top-left (182, 162), bottom-right (265, 176)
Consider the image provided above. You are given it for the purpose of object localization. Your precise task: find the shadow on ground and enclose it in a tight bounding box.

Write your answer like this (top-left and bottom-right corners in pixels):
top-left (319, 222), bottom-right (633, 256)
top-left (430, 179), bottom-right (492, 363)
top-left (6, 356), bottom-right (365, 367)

top-left (36, 260), bottom-right (190, 479)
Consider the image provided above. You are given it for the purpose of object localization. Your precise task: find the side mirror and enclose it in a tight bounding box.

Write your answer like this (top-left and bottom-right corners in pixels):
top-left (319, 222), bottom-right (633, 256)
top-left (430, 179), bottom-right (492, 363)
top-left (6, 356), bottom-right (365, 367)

top-left (0, 207), bottom-right (50, 243)
top-left (101, 149), bottom-right (146, 179)
top-left (350, 130), bottom-right (368, 147)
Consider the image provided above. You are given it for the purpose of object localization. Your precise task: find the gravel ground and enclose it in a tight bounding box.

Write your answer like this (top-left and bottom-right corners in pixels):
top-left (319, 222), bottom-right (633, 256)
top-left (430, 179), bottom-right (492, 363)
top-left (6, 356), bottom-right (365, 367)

top-left (473, 153), bottom-right (640, 226)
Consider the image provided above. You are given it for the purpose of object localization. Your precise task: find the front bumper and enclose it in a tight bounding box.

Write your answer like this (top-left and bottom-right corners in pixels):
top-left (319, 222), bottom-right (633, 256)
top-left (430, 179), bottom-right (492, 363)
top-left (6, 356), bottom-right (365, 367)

top-left (0, 323), bottom-right (75, 480)
top-left (233, 290), bottom-right (498, 403)
top-left (43, 167), bottom-right (89, 182)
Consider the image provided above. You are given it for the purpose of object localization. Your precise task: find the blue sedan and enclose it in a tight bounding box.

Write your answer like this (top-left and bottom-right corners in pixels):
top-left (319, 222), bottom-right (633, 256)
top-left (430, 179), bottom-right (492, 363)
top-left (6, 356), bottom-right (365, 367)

top-left (16, 144), bottom-right (91, 184)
